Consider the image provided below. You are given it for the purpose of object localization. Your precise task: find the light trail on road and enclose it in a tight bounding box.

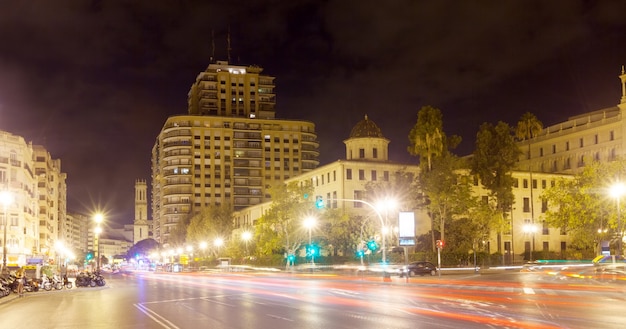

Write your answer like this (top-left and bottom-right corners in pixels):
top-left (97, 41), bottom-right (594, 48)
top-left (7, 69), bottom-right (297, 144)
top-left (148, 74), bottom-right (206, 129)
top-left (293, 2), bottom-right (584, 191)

top-left (129, 271), bottom-right (626, 328)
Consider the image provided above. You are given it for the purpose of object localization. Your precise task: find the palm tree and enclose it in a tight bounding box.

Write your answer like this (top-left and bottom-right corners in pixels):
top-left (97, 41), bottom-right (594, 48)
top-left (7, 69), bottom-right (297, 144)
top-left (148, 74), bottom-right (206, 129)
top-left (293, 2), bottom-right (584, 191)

top-left (408, 106), bottom-right (445, 251)
top-left (515, 112), bottom-right (543, 260)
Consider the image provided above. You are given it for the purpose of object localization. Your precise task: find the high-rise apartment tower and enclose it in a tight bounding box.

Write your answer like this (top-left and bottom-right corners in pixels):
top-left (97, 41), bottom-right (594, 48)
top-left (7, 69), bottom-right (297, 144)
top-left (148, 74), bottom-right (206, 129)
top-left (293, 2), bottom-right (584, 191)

top-left (152, 61), bottom-right (319, 246)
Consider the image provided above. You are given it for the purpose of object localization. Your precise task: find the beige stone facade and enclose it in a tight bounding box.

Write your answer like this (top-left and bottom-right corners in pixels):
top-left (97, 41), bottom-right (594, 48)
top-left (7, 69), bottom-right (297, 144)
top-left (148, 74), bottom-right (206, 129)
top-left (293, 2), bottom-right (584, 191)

top-left (516, 68), bottom-right (626, 174)
top-left (152, 62), bottom-right (319, 246)
top-left (0, 131), bottom-right (66, 268)
top-left (232, 116), bottom-right (425, 254)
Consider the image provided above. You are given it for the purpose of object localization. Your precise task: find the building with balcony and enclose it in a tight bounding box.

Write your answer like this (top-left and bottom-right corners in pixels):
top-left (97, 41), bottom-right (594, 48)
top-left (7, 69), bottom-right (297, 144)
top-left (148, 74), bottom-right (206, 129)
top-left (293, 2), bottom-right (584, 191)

top-left (152, 61), bottom-right (319, 246)
top-left (232, 115), bottom-right (424, 251)
top-left (516, 67), bottom-right (626, 174)
top-left (233, 115), bottom-right (572, 263)
top-left (0, 131), bottom-right (67, 268)
top-left (33, 145), bottom-right (67, 261)
top-left (188, 60), bottom-right (275, 119)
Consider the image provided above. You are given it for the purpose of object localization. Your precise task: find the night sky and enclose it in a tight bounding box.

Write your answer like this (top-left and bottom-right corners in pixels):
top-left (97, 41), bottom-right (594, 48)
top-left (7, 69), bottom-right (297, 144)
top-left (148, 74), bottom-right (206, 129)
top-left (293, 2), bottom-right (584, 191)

top-left (1, 1), bottom-right (626, 225)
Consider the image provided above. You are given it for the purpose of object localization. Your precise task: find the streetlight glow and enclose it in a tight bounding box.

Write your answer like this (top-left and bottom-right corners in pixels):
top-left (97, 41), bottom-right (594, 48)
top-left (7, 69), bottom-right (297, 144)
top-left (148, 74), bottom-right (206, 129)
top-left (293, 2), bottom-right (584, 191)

top-left (93, 212), bottom-right (105, 271)
top-left (1, 190), bottom-right (14, 273)
top-left (375, 197), bottom-right (397, 265)
top-left (611, 182), bottom-right (626, 256)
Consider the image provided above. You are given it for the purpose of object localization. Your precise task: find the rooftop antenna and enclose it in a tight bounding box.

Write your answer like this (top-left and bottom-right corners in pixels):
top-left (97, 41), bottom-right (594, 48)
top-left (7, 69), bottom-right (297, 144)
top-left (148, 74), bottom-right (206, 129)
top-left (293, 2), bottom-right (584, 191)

top-left (227, 26), bottom-right (232, 63)
top-left (210, 29), bottom-right (215, 63)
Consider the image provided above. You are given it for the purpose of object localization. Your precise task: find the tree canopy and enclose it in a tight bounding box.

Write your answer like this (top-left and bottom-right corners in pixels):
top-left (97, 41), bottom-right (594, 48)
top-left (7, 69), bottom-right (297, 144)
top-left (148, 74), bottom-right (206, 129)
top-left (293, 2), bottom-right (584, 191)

top-left (543, 160), bottom-right (626, 257)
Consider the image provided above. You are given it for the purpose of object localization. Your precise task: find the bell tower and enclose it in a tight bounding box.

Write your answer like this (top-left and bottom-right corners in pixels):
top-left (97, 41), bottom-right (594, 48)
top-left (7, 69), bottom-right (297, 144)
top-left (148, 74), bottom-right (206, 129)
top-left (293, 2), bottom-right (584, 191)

top-left (133, 179), bottom-right (149, 244)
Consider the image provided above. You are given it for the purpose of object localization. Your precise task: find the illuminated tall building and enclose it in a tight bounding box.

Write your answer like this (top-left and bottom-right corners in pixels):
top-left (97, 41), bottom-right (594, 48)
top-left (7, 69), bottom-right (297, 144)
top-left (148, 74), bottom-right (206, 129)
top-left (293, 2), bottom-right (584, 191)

top-left (0, 131), bottom-right (66, 268)
top-left (152, 61), bottom-right (319, 246)
top-left (33, 145), bottom-right (67, 260)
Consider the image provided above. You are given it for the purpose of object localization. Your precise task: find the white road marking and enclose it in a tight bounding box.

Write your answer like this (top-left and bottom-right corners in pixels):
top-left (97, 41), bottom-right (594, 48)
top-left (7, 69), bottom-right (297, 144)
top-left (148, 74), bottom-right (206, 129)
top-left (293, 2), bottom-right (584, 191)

top-left (134, 303), bottom-right (180, 329)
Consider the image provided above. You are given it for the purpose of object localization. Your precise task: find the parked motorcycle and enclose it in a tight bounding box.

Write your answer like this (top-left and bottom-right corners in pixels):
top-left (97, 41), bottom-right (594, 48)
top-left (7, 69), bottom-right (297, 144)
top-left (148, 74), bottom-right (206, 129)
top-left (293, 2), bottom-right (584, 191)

top-left (75, 271), bottom-right (96, 287)
top-left (23, 276), bottom-right (39, 292)
top-left (93, 271), bottom-right (106, 287)
top-left (0, 277), bottom-right (11, 297)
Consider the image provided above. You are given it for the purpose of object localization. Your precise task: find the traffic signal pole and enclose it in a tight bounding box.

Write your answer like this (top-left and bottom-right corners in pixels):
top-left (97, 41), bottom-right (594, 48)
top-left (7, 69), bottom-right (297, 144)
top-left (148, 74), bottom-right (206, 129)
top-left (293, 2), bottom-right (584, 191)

top-left (329, 198), bottom-right (388, 264)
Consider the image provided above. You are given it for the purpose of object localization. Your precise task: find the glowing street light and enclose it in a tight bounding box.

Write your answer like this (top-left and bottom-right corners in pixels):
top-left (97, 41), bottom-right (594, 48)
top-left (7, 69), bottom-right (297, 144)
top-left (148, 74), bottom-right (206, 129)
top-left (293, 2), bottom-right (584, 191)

top-left (1, 190), bottom-right (14, 273)
top-left (376, 197), bottom-right (397, 264)
top-left (523, 223), bottom-right (538, 261)
top-left (93, 213), bottom-right (104, 271)
top-left (303, 217), bottom-right (317, 265)
top-left (610, 182), bottom-right (626, 256)
top-left (241, 231), bottom-right (252, 257)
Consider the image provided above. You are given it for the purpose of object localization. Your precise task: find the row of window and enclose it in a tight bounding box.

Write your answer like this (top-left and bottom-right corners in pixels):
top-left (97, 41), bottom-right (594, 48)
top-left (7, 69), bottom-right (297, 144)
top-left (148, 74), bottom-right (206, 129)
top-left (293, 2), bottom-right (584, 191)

top-left (533, 149), bottom-right (617, 172)
top-left (532, 130), bottom-right (614, 158)
top-left (346, 168), bottom-right (390, 182)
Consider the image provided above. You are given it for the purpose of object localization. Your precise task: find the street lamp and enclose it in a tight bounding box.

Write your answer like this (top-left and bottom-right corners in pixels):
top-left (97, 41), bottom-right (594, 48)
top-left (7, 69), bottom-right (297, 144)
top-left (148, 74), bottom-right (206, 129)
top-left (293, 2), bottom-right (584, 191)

top-left (523, 223), bottom-right (538, 261)
top-left (214, 237), bottom-right (224, 256)
top-left (1, 191), bottom-right (14, 274)
top-left (241, 231), bottom-right (252, 258)
top-left (376, 198), bottom-right (397, 265)
top-left (610, 183), bottom-right (626, 256)
top-left (303, 217), bottom-right (317, 265)
top-left (94, 226), bottom-right (102, 271)
top-left (93, 213), bottom-right (104, 272)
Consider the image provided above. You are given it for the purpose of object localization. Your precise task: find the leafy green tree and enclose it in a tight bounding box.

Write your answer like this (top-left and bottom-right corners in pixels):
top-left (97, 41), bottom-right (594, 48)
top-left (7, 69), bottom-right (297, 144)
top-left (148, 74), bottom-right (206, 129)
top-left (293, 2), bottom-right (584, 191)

top-left (320, 208), bottom-right (367, 257)
top-left (127, 238), bottom-right (160, 260)
top-left (169, 215), bottom-right (192, 247)
top-left (186, 203), bottom-right (234, 244)
top-left (408, 106), bottom-right (461, 251)
top-left (543, 160), bottom-right (626, 257)
top-left (254, 181), bottom-right (316, 268)
top-left (515, 112), bottom-right (543, 234)
top-left (418, 153), bottom-right (474, 245)
top-left (183, 204), bottom-right (233, 258)
top-left (471, 121), bottom-right (521, 258)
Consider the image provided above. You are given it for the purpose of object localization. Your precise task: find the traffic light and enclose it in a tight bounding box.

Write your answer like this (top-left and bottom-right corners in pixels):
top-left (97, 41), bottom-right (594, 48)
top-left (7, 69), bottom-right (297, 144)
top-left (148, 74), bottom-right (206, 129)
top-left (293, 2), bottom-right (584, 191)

top-left (356, 249), bottom-right (364, 257)
top-left (307, 243), bottom-right (320, 256)
top-left (436, 240), bottom-right (445, 249)
top-left (86, 252), bottom-right (94, 261)
top-left (315, 195), bottom-right (324, 209)
top-left (287, 254), bottom-right (295, 262)
top-left (366, 240), bottom-right (378, 251)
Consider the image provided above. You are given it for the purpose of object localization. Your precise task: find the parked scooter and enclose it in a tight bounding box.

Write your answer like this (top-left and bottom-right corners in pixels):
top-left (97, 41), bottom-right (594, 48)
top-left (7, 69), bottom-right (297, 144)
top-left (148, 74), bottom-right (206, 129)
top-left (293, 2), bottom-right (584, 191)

top-left (63, 274), bottom-right (73, 289)
top-left (51, 274), bottom-right (65, 290)
top-left (41, 274), bottom-right (53, 291)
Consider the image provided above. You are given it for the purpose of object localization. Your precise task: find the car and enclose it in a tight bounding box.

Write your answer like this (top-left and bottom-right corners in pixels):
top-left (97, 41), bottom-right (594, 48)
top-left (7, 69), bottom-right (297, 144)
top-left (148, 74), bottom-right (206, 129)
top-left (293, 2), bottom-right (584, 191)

top-left (400, 261), bottom-right (438, 277)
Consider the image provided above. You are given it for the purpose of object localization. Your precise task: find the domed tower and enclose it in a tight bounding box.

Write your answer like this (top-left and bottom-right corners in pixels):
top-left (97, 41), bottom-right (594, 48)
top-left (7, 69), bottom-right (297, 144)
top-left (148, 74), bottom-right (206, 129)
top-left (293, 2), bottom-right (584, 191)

top-left (344, 115), bottom-right (390, 161)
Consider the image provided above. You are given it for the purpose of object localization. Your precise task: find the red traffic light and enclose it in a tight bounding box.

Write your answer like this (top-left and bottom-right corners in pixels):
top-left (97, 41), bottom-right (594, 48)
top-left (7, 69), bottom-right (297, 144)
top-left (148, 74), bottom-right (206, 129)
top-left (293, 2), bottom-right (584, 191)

top-left (436, 240), bottom-right (445, 249)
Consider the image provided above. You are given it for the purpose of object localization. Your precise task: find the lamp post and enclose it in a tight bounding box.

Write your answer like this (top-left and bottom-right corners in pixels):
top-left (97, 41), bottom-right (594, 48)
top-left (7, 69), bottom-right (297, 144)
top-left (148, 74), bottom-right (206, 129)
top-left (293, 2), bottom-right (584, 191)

top-left (610, 183), bottom-right (626, 256)
top-left (241, 231), bottom-right (252, 259)
top-left (214, 237), bottom-right (224, 256)
top-left (523, 223), bottom-right (537, 261)
top-left (303, 217), bottom-right (317, 265)
top-left (1, 191), bottom-right (14, 273)
top-left (376, 198), bottom-right (397, 265)
top-left (94, 213), bottom-right (104, 272)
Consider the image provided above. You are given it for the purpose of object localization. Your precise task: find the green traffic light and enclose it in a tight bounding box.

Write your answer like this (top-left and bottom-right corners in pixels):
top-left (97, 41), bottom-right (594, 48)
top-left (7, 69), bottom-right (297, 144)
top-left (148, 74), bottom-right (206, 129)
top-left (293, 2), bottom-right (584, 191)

top-left (315, 195), bottom-right (324, 209)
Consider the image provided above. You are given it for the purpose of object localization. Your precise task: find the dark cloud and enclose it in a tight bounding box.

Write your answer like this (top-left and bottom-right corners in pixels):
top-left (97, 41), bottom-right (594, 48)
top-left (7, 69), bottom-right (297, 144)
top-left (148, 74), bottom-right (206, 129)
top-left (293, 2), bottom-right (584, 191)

top-left (1, 0), bottom-right (625, 224)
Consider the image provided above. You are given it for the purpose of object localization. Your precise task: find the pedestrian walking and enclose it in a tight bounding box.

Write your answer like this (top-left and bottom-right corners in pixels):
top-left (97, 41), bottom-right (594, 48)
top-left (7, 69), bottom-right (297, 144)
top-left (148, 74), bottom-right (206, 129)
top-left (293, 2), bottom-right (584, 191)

top-left (16, 267), bottom-right (25, 297)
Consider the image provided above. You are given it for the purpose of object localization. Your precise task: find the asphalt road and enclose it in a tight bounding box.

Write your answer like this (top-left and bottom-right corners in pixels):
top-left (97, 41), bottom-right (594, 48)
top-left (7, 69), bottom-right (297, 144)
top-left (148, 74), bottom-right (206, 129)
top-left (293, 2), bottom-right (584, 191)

top-left (1, 270), bottom-right (625, 328)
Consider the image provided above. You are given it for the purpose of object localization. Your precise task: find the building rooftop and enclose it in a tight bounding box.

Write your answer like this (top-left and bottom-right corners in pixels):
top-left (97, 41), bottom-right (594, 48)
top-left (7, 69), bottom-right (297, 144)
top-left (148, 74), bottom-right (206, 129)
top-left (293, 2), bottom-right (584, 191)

top-left (349, 115), bottom-right (384, 138)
